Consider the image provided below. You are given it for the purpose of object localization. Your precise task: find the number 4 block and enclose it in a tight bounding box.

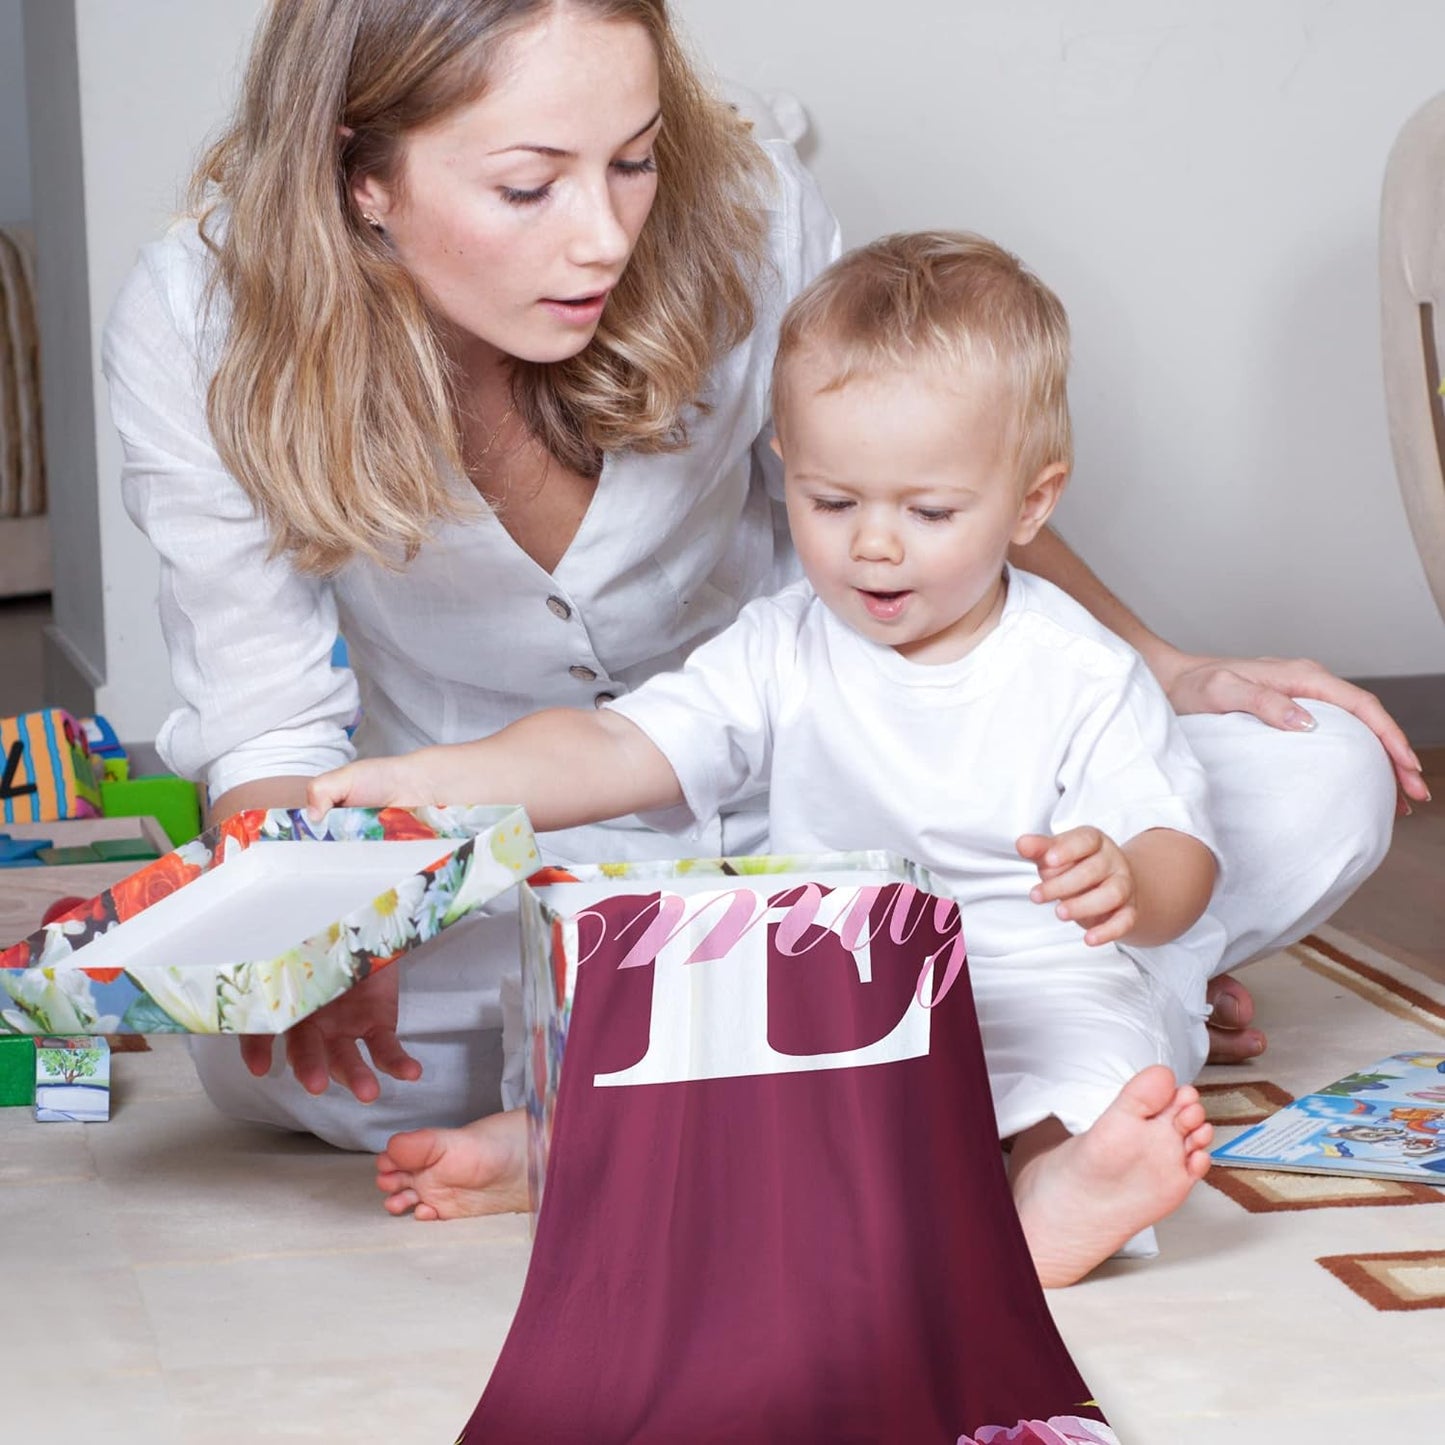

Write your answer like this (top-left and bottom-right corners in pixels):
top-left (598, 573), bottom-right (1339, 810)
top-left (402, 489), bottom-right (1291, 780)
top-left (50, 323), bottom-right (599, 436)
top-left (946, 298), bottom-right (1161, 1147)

top-left (0, 709), bottom-right (104, 823)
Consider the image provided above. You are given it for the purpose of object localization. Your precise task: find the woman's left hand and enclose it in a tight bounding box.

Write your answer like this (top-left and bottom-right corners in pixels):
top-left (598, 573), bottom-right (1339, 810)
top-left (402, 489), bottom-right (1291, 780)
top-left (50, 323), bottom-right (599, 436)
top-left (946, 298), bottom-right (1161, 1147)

top-left (1158, 650), bottom-right (1429, 805)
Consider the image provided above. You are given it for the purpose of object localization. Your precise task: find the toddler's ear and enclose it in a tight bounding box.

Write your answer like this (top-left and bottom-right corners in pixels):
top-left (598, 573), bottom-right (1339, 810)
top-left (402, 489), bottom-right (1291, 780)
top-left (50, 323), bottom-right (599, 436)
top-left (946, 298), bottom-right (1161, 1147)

top-left (769, 435), bottom-right (785, 460)
top-left (1012, 462), bottom-right (1069, 545)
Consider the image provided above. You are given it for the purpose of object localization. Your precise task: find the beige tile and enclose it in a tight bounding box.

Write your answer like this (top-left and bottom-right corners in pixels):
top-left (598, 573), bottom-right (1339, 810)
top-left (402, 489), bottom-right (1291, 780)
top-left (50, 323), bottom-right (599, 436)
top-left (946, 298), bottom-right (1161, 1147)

top-left (134, 1231), bottom-right (528, 1374)
top-left (166, 1349), bottom-right (498, 1444)
top-left (0, 1110), bottom-right (96, 1184)
top-left (0, 1267), bottom-right (163, 1375)
top-left (87, 1099), bottom-right (390, 1265)
top-left (1147, 1399), bottom-right (1445, 1444)
top-left (4, 1373), bottom-right (181, 1445)
top-left (0, 1174), bottom-right (135, 1273)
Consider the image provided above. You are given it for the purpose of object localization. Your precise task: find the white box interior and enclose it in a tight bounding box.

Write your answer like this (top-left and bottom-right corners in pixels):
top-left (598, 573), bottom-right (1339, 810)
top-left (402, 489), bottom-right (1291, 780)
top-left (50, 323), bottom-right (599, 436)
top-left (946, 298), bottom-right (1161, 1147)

top-left (50, 838), bottom-right (461, 971)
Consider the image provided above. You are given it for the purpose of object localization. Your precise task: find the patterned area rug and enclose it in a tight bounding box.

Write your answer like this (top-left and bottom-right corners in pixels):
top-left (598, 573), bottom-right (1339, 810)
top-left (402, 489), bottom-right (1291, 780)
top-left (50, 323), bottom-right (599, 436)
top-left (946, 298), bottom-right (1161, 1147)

top-left (1046, 923), bottom-right (1445, 1443)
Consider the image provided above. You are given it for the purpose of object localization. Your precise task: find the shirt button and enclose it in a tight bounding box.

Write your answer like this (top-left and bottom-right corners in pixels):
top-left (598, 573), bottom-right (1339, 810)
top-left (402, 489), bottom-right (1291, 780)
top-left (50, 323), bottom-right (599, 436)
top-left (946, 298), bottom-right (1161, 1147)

top-left (546, 595), bottom-right (572, 621)
top-left (569, 665), bottom-right (598, 682)
top-left (593, 692), bottom-right (618, 708)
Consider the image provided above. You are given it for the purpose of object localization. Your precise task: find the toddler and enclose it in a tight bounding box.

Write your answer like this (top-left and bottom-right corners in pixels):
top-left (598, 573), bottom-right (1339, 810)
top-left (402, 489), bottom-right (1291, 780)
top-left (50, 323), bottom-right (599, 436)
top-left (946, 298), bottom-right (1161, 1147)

top-left (312, 231), bottom-right (1219, 1286)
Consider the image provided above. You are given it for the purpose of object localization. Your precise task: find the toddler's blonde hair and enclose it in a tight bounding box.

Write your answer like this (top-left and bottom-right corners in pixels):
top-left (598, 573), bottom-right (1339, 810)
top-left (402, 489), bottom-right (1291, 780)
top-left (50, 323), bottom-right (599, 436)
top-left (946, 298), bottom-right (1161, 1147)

top-left (773, 230), bottom-right (1072, 484)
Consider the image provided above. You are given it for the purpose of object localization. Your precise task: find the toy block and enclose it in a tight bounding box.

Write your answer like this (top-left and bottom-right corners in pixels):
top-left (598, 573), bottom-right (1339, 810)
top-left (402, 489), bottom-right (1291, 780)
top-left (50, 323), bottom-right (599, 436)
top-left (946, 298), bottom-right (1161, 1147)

top-left (35, 845), bottom-right (103, 866)
top-left (0, 833), bottom-right (51, 867)
top-left (34, 1035), bottom-right (110, 1122)
top-left (91, 837), bottom-right (161, 863)
top-left (78, 715), bottom-right (125, 760)
top-left (0, 709), bottom-right (103, 824)
top-left (0, 1033), bottom-right (36, 1106)
top-left (99, 774), bottom-right (203, 848)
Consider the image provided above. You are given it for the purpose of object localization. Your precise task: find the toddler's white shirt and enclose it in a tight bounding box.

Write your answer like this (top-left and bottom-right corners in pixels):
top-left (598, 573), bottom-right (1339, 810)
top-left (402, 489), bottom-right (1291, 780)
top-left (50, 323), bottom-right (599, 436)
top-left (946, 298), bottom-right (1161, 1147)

top-left (608, 567), bottom-right (1217, 966)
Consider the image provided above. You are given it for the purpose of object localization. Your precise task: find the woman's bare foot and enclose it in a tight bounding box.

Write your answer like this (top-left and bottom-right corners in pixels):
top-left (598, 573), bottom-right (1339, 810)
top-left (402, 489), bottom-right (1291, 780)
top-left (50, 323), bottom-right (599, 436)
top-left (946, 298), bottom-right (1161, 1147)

top-left (375, 1107), bottom-right (530, 1219)
top-left (1205, 972), bottom-right (1266, 1063)
top-left (1010, 1065), bottom-right (1213, 1289)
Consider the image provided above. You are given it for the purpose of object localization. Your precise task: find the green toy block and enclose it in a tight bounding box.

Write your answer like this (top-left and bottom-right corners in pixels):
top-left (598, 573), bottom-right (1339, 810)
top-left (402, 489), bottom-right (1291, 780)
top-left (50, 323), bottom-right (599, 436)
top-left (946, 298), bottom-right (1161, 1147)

top-left (99, 774), bottom-right (203, 848)
top-left (36, 844), bottom-right (104, 866)
top-left (0, 1035), bottom-right (37, 1107)
top-left (91, 837), bottom-right (161, 863)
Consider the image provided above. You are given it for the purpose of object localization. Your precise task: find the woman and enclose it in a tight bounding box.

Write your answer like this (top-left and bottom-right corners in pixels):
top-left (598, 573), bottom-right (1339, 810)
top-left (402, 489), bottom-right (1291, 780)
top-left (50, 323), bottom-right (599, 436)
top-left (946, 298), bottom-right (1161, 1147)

top-left (103, 0), bottom-right (1415, 1190)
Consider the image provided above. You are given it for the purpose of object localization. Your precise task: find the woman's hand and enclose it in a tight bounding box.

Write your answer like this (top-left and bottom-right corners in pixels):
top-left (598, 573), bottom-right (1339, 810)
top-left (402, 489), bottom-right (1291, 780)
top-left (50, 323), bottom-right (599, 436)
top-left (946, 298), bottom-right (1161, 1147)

top-left (239, 964), bottom-right (421, 1100)
top-left (1155, 650), bottom-right (1428, 805)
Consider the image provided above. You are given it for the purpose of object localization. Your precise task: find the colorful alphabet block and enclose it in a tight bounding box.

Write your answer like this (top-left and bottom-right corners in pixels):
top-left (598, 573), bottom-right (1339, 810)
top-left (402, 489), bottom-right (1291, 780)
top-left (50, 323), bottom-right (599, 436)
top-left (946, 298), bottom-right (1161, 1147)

top-left (0, 709), bottom-right (103, 824)
top-left (33, 1035), bottom-right (110, 1122)
top-left (78, 714), bottom-right (125, 760)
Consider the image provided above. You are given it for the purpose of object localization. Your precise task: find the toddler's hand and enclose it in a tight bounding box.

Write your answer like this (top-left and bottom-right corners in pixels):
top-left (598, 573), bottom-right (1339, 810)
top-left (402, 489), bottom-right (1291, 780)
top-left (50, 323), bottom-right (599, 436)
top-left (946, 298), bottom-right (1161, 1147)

top-left (1016, 827), bottom-right (1136, 946)
top-left (306, 753), bottom-right (439, 820)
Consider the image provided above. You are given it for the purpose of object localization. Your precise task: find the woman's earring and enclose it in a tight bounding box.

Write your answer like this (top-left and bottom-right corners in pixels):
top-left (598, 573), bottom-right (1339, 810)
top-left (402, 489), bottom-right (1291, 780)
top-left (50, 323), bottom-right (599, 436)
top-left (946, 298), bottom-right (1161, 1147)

top-left (362, 212), bottom-right (383, 233)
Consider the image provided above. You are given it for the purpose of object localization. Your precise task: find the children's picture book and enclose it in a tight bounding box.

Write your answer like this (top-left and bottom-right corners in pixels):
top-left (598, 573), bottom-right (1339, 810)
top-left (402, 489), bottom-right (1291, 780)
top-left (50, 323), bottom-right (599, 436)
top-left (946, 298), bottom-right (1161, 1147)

top-left (1211, 1051), bottom-right (1445, 1184)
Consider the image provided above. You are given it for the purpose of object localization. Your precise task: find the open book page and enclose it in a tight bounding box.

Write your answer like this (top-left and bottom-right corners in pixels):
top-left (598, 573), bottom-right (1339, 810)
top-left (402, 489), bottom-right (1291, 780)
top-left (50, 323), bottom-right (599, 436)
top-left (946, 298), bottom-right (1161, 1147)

top-left (1213, 1051), bottom-right (1445, 1183)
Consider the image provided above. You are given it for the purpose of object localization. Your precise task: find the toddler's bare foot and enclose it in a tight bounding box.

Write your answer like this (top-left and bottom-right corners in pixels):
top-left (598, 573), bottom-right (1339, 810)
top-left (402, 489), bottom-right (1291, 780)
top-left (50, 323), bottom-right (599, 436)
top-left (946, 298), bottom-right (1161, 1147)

top-left (375, 1107), bottom-right (529, 1220)
top-left (1205, 972), bottom-right (1266, 1063)
top-left (1011, 1065), bottom-right (1213, 1289)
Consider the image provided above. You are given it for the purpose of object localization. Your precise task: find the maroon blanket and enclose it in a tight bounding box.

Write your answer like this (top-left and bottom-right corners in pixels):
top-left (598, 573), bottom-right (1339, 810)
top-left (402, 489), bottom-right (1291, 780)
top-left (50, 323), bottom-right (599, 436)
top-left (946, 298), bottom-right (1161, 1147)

top-left (462, 884), bottom-right (1110, 1443)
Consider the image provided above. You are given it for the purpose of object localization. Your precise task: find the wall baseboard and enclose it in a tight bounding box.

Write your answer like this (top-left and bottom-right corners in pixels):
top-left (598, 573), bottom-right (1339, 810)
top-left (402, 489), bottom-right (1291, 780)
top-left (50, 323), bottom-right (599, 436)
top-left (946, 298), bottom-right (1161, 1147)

top-left (41, 621), bottom-right (98, 721)
top-left (1350, 674), bottom-right (1445, 749)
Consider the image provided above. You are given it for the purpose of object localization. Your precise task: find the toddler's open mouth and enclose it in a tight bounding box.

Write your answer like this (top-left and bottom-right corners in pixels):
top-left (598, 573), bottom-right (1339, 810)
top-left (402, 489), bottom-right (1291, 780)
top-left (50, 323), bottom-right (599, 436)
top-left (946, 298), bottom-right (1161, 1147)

top-left (858, 588), bottom-right (912, 621)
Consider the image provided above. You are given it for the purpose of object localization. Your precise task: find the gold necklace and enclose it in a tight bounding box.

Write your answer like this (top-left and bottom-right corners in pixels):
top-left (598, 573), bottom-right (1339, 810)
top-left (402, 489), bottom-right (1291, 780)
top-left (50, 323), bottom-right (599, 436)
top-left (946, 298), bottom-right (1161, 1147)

top-left (470, 398), bottom-right (551, 508)
top-left (472, 398), bottom-right (517, 472)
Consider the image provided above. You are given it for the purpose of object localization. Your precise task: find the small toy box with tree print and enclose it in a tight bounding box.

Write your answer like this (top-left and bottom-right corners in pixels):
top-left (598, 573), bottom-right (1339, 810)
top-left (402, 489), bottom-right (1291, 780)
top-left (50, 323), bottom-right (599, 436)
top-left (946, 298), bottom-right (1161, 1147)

top-left (0, 805), bottom-right (538, 1035)
top-left (34, 1035), bottom-right (110, 1121)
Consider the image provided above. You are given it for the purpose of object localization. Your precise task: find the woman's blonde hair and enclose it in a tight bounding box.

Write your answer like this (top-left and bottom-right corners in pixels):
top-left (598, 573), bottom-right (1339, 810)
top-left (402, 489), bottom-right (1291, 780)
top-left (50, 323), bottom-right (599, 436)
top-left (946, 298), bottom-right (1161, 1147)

top-left (773, 231), bottom-right (1073, 485)
top-left (193, 0), bottom-right (771, 575)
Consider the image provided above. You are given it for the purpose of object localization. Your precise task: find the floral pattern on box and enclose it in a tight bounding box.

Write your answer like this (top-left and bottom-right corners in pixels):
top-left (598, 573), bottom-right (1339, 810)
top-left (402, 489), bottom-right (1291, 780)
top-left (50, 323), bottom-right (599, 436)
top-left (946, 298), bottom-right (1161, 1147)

top-left (0, 805), bottom-right (538, 1036)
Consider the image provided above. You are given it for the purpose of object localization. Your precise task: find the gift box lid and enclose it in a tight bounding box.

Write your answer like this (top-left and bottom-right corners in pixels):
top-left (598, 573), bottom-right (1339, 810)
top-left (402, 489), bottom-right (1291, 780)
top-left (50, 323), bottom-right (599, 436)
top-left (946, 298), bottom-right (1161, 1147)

top-left (0, 805), bottom-right (538, 1035)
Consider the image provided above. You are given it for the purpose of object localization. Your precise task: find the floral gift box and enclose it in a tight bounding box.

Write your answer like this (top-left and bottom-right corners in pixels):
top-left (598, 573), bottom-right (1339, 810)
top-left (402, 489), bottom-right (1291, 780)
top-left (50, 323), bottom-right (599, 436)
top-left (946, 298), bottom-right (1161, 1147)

top-left (0, 805), bottom-right (538, 1035)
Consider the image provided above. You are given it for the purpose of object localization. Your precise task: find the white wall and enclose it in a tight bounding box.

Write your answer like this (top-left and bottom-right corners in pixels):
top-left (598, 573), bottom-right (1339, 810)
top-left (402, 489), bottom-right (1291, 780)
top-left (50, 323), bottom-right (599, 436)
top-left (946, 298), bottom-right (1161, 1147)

top-left (676, 0), bottom-right (1445, 676)
top-left (0, 0), bottom-right (30, 223)
top-left (24, 0), bottom-right (263, 737)
top-left (31, 0), bottom-right (1445, 744)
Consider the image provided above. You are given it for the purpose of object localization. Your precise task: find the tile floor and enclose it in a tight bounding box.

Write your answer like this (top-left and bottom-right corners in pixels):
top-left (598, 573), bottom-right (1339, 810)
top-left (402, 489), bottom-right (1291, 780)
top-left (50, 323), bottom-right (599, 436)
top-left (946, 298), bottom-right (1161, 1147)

top-left (1, 1037), bottom-right (532, 1443)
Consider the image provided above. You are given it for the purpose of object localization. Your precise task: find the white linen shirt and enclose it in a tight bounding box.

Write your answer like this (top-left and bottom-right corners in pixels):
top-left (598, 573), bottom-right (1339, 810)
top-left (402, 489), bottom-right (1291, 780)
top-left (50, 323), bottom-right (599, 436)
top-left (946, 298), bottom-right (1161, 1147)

top-left (102, 138), bottom-right (841, 846)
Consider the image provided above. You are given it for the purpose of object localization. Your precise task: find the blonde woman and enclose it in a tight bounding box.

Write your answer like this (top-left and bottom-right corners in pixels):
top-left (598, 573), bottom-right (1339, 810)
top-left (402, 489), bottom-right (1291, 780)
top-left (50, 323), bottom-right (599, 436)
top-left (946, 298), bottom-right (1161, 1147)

top-left (104, 0), bottom-right (1412, 1199)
